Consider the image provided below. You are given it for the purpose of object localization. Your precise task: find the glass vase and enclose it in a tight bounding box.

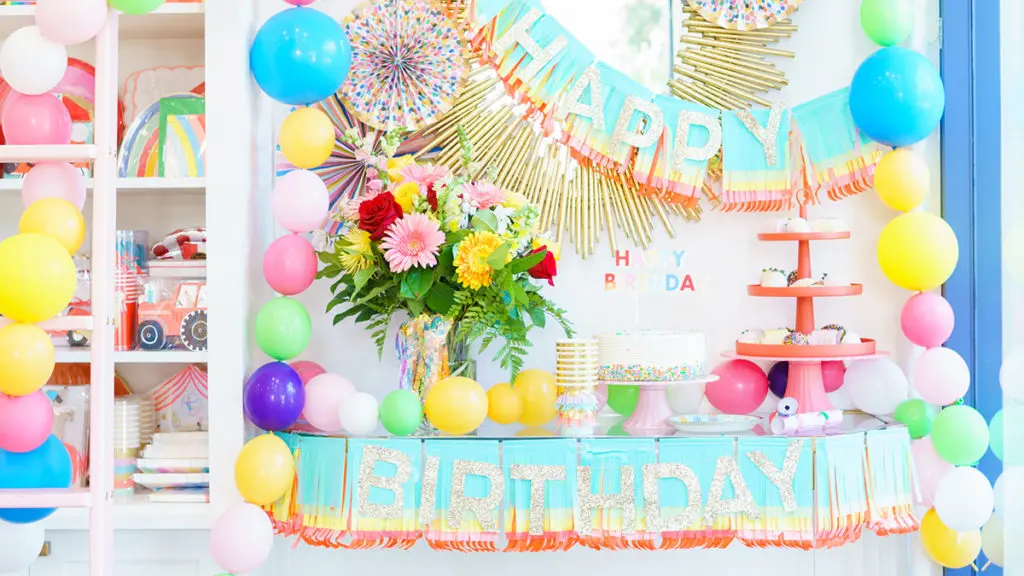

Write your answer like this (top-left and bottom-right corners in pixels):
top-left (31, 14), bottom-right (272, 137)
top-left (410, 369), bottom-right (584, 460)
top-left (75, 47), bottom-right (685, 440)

top-left (395, 315), bottom-right (476, 433)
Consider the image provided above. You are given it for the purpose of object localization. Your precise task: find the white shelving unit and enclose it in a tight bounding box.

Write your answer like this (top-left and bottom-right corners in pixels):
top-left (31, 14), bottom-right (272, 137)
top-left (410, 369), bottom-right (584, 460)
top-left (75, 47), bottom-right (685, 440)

top-left (0, 3), bottom-right (204, 39)
top-left (54, 349), bottom-right (208, 363)
top-left (0, 177), bottom-right (206, 194)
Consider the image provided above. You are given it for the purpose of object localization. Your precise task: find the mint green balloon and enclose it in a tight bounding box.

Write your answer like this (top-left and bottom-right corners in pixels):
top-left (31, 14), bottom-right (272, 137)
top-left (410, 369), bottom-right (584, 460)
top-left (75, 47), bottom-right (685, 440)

top-left (990, 409), bottom-right (1004, 460)
top-left (380, 390), bottom-right (423, 436)
top-left (931, 405), bottom-right (989, 465)
top-left (860, 0), bottom-right (913, 47)
top-left (109, 0), bottom-right (166, 15)
top-left (255, 297), bottom-right (311, 361)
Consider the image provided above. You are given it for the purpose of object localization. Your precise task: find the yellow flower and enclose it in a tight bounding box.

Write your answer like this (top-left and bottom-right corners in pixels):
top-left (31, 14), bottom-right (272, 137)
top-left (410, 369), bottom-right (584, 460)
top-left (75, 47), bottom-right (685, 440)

top-left (340, 228), bottom-right (373, 274)
top-left (386, 156), bottom-right (416, 183)
top-left (454, 232), bottom-right (505, 290)
top-left (502, 191), bottom-right (528, 210)
top-left (392, 181), bottom-right (420, 213)
top-left (532, 236), bottom-right (561, 261)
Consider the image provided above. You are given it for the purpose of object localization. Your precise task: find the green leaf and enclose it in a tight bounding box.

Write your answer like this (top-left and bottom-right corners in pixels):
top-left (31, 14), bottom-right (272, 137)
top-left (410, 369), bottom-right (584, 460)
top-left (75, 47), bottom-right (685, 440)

top-left (326, 297), bottom-right (346, 314)
top-left (333, 305), bottom-right (365, 325)
top-left (437, 247), bottom-right (455, 276)
top-left (471, 210), bottom-right (499, 233)
top-left (426, 282), bottom-right (456, 315)
top-left (508, 282), bottom-right (528, 306)
top-left (330, 277), bottom-right (347, 293)
top-left (408, 298), bottom-right (425, 316)
top-left (507, 248), bottom-right (545, 274)
top-left (400, 269), bottom-right (434, 300)
top-left (353, 267), bottom-right (374, 293)
top-left (528, 306), bottom-right (547, 328)
top-left (355, 308), bottom-right (375, 323)
top-left (486, 243), bottom-right (512, 270)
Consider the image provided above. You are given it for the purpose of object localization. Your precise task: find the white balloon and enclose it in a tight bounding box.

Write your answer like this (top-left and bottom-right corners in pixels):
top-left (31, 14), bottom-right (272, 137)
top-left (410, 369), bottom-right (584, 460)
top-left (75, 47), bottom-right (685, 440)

top-left (338, 392), bottom-right (379, 436)
top-left (666, 382), bottom-right (705, 414)
top-left (844, 358), bottom-right (908, 415)
top-left (0, 26), bottom-right (68, 95)
top-left (1000, 349), bottom-right (1024, 401)
top-left (913, 347), bottom-right (970, 405)
top-left (827, 386), bottom-right (856, 411)
top-left (0, 520), bottom-right (45, 573)
top-left (981, 514), bottom-right (1004, 567)
top-left (993, 467), bottom-right (1024, 520)
top-left (934, 467), bottom-right (994, 531)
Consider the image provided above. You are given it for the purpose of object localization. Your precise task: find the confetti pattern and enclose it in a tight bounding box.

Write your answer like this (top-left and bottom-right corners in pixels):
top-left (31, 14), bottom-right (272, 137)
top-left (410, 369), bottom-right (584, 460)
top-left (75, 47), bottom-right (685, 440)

top-left (687, 0), bottom-right (802, 31)
top-left (341, 0), bottom-right (466, 131)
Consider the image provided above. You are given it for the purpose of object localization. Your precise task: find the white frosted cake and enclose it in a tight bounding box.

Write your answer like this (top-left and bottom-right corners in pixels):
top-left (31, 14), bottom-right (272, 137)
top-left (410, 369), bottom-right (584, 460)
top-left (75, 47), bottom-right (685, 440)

top-left (596, 330), bottom-right (706, 382)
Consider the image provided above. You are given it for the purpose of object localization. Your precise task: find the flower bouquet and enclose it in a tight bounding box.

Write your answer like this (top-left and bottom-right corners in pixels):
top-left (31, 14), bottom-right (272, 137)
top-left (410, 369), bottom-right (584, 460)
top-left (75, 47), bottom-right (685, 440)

top-left (317, 128), bottom-right (572, 379)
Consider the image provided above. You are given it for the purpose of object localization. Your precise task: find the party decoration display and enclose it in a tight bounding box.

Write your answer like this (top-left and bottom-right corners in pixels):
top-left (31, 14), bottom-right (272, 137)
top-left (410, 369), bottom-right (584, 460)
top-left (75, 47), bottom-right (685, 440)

top-left (900, 292), bottom-right (954, 348)
top-left (2, 92), bottom-right (73, 145)
top-left (707, 360), bottom-right (768, 414)
top-left (513, 370), bottom-right (558, 427)
top-left (0, 323), bottom-right (55, 397)
top-left (109, 0), bottom-right (165, 15)
top-left (933, 466), bottom-right (993, 531)
top-left (338, 391), bottom-right (380, 436)
top-left (873, 147), bottom-right (929, 212)
top-left (859, 0), bottom-right (913, 46)
top-left (21, 163), bottom-right (87, 211)
top-left (913, 347), bottom-right (970, 406)
top-left (279, 106), bottom-right (335, 169)
top-left (19, 197), bottom-right (86, 254)
top-left (930, 405), bottom-right (989, 466)
top-left (919, 509), bottom-right (981, 569)
top-left (272, 169), bottom-right (330, 233)
top-left (0, 391), bottom-right (54, 453)
top-left (35, 0), bottom-right (109, 46)
top-left (0, 521), bottom-right (45, 574)
top-left (234, 434), bottom-right (295, 506)
top-left (877, 211), bottom-right (958, 292)
top-left (254, 297), bottom-right (312, 361)
top-left (843, 358), bottom-right (908, 416)
top-left (486, 382), bottom-right (523, 425)
top-left (302, 373), bottom-right (355, 433)
top-left (893, 399), bottom-right (934, 440)
top-left (0, 26), bottom-right (67, 96)
top-left (209, 503), bottom-right (275, 574)
top-left (262, 234), bottom-right (318, 296)
top-left (244, 362), bottom-right (305, 431)
top-left (850, 47), bottom-right (945, 147)
top-left (424, 376), bottom-right (487, 435)
top-left (380, 389), bottom-right (424, 436)
top-left (0, 233), bottom-right (77, 324)
top-left (0, 434), bottom-right (73, 523)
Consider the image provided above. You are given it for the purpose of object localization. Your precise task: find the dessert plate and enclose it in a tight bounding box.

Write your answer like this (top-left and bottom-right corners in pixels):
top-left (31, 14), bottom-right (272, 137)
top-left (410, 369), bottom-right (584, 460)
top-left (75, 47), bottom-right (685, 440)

top-left (668, 414), bottom-right (762, 434)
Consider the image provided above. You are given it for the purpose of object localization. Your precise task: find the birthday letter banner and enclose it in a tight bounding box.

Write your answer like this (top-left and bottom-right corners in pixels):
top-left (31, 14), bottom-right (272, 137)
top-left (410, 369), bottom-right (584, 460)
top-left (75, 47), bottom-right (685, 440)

top-left (265, 430), bottom-right (919, 552)
top-left (464, 0), bottom-right (888, 212)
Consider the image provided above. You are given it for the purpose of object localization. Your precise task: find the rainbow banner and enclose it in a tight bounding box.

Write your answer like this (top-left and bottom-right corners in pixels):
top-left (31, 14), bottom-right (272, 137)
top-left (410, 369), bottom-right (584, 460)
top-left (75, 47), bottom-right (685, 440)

top-left (577, 439), bottom-right (657, 549)
top-left (657, 437), bottom-right (737, 549)
top-left (422, 440), bottom-right (502, 551)
top-left (502, 439), bottom-right (577, 551)
top-left (343, 439), bottom-right (422, 549)
top-left (736, 437), bottom-right (814, 548)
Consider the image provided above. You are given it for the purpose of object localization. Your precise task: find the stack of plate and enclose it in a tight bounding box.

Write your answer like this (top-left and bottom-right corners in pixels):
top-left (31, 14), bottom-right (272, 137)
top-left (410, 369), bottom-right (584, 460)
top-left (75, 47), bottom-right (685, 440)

top-left (114, 398), bottom-right (141, 497)
top-left (138, 396), bottom-right (156, 446)
top-left (555, 339), bottom-right (598, 388)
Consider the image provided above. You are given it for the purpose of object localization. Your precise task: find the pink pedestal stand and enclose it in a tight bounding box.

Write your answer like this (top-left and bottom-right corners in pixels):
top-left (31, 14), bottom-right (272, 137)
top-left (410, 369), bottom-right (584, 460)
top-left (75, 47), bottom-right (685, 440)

top-left (604, 377), bottom-right (718, 435)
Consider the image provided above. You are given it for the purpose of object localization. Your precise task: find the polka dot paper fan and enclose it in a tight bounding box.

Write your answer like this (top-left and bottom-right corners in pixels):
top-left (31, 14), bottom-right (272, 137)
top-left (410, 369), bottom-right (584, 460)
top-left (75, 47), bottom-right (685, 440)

top-left (687, 0), bottom-right (802, 30)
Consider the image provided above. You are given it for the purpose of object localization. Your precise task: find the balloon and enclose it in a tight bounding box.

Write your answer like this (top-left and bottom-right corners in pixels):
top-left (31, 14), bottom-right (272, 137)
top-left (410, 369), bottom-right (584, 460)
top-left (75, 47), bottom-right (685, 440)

top-left (512, 369), bottom-right (557, 426)
top-left (290, 360), bottom-right (326, 385)
top-left (234, 434), bottom-right (294, 506)
top-left (209, 503), bottom-right (274, 574)
top-left (108, 0), bottom-right (164, 15)
top-left (912, 438), bottom-right (953, 507)
top-left (914, 347), bottom-right (969, 405)
top-left (827, 386), bottom-right (856, 411)
top-left (0, 323), bottom-right (55, 396)
top-left (254, 297), bottom-right (311, 361)
top-left (1000, 350), bottom-right (1024, 401)
top-left (250, 7), bottom-right (352, 105)
top-left (767, 362), bottom-right (788, 398)
top-left (666, 380), bottom-right (706, 414)
top-left (981, 515), bottom-right (1004, 567)
top-left (0, 26), bottom-right (67, 95)
top-left (821, 360), bottom-right (846, 393)
top-left (844, 358), bottom-right (908, 415)
top-left (35, 0), bottom-right (108, 45)
top-left (380, 389), bottom-right (423, 436)
top-left (993, 467), bottom-right (1024, 520)
top-left (0, 435), bottom-right (72, 523)
top-left (901, 292), bottom-right (954, 348)
top-left (2, 92), bottom-right (72, 145)
top-left (19, 197), bottom-right (85, 254)
top-left (877, 212), bottom-right (958, 292)
top-left (285, 0), bottom-right (316, 4)
top-left (22, 163), bottom-right (87, 210)
top-left (920, 509), bottom-right (981, 569)
top-left (932, 405), bottom-right (989, 465)
top-left (989, 408), bottom-right (1004, 461)
top-left (280, 107), bottom-right (335, 169)
top-left (0, 520), bottom-right (45, 574)
top-left (338, 391), bottom-right (379, 436)
top-left (272, 169), bottom-right (330, 233)
top-left (934, 466), bottom-right (994, 531)
top-left (607, 385), bottom-right (639, 416)
top-left (893, 398), bottom-right (934, 439)
top-left (0, 391), bottom-right (54, 453)
top-left (425, 377), bottom-right (488, 434)
top-left (707, 360), bottom-right (769, 415)
top-left (859, 0), bottom-right (913, 46)
top-left (263, 234), bottom-right (317, 296)
top-left (486, 382), bottom-right (523, 425)
top-left (873, 148), bottom-right (928, 212)
top-left (244, 362), bottom-right (304, 431)
top-left (850, 47), bottom-right (945, 147)
top-left (303, 373), bottom-right (355, 433)
top-left (0, 234), bottom-right (76, 324)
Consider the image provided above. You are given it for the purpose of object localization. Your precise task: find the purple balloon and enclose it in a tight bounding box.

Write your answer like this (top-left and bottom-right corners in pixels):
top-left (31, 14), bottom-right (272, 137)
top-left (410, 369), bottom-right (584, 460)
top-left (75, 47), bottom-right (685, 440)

top-left (244, 362), bottom-right (305, 431)
top-left (767, 362), bottom-right (789, 398)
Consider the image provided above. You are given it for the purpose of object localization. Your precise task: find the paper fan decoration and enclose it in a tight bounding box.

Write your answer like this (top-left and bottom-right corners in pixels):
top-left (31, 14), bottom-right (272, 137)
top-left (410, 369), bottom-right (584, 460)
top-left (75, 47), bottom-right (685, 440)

top-left (340, 0), bottom-right (465, 131)
top-left (687, 0), bottom-right (801, 30)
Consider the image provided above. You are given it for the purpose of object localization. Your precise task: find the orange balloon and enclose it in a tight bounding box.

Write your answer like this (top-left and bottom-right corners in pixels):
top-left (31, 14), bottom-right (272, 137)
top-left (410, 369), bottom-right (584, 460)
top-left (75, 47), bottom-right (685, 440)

top-left (513, 369), bottom-right (557, 426)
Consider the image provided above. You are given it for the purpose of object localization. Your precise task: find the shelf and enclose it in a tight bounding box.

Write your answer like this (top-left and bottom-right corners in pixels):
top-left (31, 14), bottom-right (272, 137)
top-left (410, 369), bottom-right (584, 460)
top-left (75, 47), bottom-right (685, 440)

top-left (757, 231), bottom-right (851, 241)
top-left (45, 494), bottom-right (211, 531)
top-left (731, 339), bottom-right (880, 359)
top-left (747, 284), bottom-right (863, 297)
top-left (54, 349), bottom-right (208, 363)
top-left (0, 3), bottom-right (205, 40)
top-left (0, 177), bottom-right (206, 195)
top-left (0, 487), bottom-right (91, 509)
top-left (0, 316), bottom-right (93, 331)
top-left (0, 145), bottom-right (96, 163)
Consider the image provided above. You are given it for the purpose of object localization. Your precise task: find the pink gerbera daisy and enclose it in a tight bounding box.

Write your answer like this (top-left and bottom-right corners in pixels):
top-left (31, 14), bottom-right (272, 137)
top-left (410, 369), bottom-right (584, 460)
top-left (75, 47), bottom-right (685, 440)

top-left (380, 213), bottom-right (445, 272)
top-left (400, 163), bottom-right (450, 188)
top-left (462, 182), bottom-right (506, 209)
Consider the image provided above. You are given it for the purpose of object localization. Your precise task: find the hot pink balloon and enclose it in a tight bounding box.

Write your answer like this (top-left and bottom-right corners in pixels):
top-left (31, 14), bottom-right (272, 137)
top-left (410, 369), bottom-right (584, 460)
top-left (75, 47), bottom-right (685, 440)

top-left (0, 391), bottom-right (54, 453)
top-left (210, 503), bottom-right (274, 574)
top-left (263, 233), bottom-right (317, 296)
top-left (302, 373), bottom-right (356, 433)
top-left (822, 360), bottom-right (846, 393)
top-left (36, 0), bottom-right (109, 45)
top-left (707, 360), bottom-right (769, 414)
top-left (22, 162), bottom-right (87, 210)
top-left (290, 360), bottom-right (326, 385)
top-left (914, 347), bottom-right (970, 405)
top-left (2, 92), bottom-right (72, 145)
top-left (901, 292), bottom-right (954, 348)
top-left (911, 437), bottom-right (954, 507)
top-left (272, 169), bottom-right (329, 233)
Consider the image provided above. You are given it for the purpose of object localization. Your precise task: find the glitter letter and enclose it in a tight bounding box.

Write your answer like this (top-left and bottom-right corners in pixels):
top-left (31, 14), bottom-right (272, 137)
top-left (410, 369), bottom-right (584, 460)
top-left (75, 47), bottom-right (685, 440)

top-left (671, 110), bottom-right (722, 168)
top-left (556, 66), bottom-right (605, 130)
top-left (642, 463), bottom-right (702, 533)
top-left (704, 456), bottom-right (760, 525)
top-left (611, 96), bottom-right (665, 157)
top-left (449, 460), bottom-right (504, 532)
top-left (746, 439), bottom-right (804, 513)
top-left (420, 455), bottom-right (439, 528)
top-left (736, 103), bottom-right (785, 167)
top-left (576, 464), bottom-right (636, 536)
top-left (357, 445), bottom-right (412, 520)
top-left (511, 464), bottom-right (566, 536)
top-left (491, 9), bottom-right (567, 82)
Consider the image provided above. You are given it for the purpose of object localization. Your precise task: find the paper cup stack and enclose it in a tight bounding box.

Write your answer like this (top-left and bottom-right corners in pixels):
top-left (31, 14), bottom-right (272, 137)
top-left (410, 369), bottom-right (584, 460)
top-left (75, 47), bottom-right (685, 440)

top-left (138, 396), bottom-right (156, 446)
top-left (114, 398), bottom-right (141, 497)
top-left (555, 339), bottom-right (599, 435)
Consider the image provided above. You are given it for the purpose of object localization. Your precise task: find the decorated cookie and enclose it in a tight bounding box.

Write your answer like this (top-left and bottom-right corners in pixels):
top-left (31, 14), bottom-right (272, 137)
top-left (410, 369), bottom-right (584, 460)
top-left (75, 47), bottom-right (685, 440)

top-left (760, 267), bottom-right (788, 287)
top-left (738, 328), bottom-right (764, 344)
top-left (791, 277), bottom-right (816, 287)
top-left (782, 332), bottom-right (809, 345)
top-left (841, 330), bottom-right (862, 345)
top-left (787, 270), bottom-right (800, 286)
top-left (785, 217), bottom-right (811, 233)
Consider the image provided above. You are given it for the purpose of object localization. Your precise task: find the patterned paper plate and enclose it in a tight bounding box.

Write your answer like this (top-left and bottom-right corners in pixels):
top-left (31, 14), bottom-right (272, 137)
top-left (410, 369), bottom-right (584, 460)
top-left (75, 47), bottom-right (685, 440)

top-left (686, 0), bottom-right (802, 31)
top-left (668, 414), bottom-right (762, 433)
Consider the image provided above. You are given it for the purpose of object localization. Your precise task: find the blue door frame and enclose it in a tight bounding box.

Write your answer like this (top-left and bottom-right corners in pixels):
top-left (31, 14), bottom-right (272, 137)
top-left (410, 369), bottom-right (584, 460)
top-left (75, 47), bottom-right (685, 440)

top-left (941, 1), bottom-right (1002, 575)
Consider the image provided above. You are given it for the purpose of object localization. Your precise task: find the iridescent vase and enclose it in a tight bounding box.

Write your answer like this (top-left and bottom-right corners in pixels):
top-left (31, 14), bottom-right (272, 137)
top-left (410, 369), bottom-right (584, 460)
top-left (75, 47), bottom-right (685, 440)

top-left (395, 315), bottom-right (476, 429)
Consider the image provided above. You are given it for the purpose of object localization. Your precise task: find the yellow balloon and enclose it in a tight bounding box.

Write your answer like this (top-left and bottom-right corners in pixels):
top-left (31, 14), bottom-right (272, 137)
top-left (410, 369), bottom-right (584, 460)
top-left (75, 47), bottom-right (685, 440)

top-left (279, 107), bottom-right (335, 169)
top-left (0, 323), bottom-right (55, 396)
top-left (0, 233), bottom-right (77, 323)
top-left (920, 509), bottom-right (981, 569)
top-left (877, 211), bottom-right (958, 291)
top-left (874, 148), bottom-right (929, 212)
top-left (513, 369), bottom-right (557, 427)
top-left (425, 376), bottom-right (488, 435)
top-left (19, 198), bottom-right (85, 254)
top-left (234, 434), bottom-right (295, 506)
top-left (487, 382), bottom-right (523, 425)
top-left (515, 426), bottom-right (555, 438)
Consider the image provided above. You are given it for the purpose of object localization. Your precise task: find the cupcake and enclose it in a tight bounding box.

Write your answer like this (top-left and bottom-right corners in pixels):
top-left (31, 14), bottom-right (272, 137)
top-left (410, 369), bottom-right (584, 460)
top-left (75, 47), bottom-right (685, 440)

top-left (738, 328), bottom-right (764, 344)
top-left (841, 330), bottom-right (862, 345)
top-left (760, 268), bottom-right (788, 287)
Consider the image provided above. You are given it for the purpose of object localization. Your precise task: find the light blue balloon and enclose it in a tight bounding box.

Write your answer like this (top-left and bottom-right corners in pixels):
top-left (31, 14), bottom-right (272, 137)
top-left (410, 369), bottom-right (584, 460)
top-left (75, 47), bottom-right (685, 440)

top-left (0, 435), bottom-right (73, 524)
top-left (991, 409), bottom-right (1004, 460)
top-left (250, 7), bottom-right (352, 106)
top-left (849, 47), bottom-right (945, 147)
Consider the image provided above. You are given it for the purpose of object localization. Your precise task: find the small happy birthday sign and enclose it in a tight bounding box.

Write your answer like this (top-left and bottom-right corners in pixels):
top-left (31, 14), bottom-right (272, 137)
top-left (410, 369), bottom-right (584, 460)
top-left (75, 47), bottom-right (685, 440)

top-left (604, 249), bottom-right (696, 292)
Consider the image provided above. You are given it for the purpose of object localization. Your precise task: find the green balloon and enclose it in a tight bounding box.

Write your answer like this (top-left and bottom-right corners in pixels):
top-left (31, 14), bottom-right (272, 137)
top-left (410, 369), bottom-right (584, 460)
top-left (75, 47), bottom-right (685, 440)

top-left (607, 386), bottom-right (639, 416)
top-left (893, 398), bottom-right (935, 439)
top-left (990, 409), bottom-right (1004, 460)
top-left (109, 0), bottom-right (166, 15)
top-left (608, 422), bottom-right (628, 437)
top-left (255, 297), bottom-right (311, 361)
top-left (860, 0), bottom-right (914, 46)
top-left (380, 390), bottom-right (423, 436)
top-left (931, 405), bottom-right (989, 465)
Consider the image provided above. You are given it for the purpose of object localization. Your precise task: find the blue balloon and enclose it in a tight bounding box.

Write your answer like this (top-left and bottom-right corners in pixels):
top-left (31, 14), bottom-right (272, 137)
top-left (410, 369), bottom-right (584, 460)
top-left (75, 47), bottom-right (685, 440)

top-left (849, 47), bottom-right (945, 147)
top-left (0, 435), bottom-right (73, 524)
top-left (250, 7), bottom-right (352, 105)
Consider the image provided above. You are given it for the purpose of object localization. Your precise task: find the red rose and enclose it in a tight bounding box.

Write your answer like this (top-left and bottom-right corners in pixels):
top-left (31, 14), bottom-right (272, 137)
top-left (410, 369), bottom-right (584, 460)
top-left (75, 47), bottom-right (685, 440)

top-left (527, 247), bottom-right (557, 286)
top-left (358, 192), bottom-right (403, 241)
top-left (426, 182), bottom-right (439, 211)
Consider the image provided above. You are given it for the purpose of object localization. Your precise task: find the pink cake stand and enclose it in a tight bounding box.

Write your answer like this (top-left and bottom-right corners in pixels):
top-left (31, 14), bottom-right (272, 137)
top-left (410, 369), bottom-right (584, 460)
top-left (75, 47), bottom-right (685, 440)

top-left (602, 376), bottom-right (719, 436)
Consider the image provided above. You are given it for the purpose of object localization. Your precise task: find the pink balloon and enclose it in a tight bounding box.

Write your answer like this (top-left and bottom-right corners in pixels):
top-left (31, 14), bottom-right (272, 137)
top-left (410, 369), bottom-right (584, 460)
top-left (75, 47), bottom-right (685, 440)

top-left (822, 360), bottom-right (846, 393)
top-left (290, 360), bottom-right (326, 385)
top-left (901, 292), bottom-right (954, 348)
top-left (2, 92), bottom-right (71, 145)
top-left (911, 437), bottom-right (954, 507)
top-left (210, 503), bottom-right (273, 574)
top-left (302, 373), bottom-right (356, 433)
top-left (707, 360), bottom-right (769, 414)
top-left (22, 162), bottom-right (86, 210)
top-left (263, 233), bottom-right (317, 295)
top-left (0, 391), bottom-right (54, 453)
top-left (914, 347), bottom-right (970, 405)
top-left (272, 169), bottom-right (328, 233)
top-left (36, 0), bottom-right (109, 45)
